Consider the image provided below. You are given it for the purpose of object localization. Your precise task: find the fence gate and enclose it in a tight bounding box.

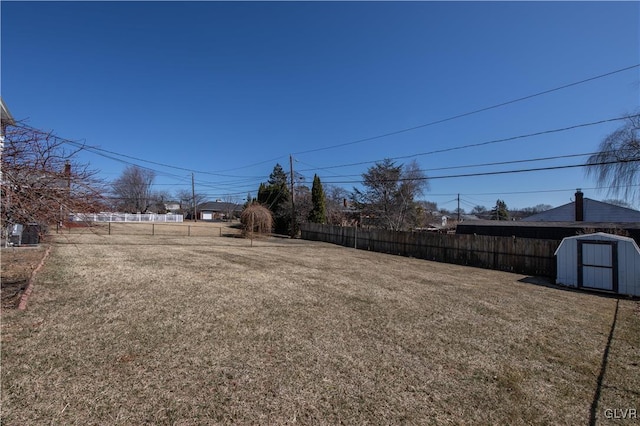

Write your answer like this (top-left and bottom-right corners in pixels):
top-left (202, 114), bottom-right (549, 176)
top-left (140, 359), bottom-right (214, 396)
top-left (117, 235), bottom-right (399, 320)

top-left (577, 240), bottom-right (618, 292)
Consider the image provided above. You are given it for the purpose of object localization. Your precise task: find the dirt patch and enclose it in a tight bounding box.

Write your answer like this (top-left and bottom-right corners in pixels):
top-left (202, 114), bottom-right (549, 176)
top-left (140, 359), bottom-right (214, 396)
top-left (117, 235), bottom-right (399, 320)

top-left (1, 246), bottom-right (47, 309)
top-left (1, 279), bottom-right (28, 309)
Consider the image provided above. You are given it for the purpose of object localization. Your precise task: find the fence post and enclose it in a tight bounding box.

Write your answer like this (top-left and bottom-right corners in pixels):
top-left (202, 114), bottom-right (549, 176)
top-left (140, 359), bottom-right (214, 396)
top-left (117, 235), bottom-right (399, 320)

top-left (219, 227), bottom-right (222, 237)
top-left (354, 226), bottom-right (357, 249)
top-left (109, 222), bottom-right (111, 235)
top-left (188, 226), bottom-right (191, 237)
top-left (152, 223), bottom-right (155, 236)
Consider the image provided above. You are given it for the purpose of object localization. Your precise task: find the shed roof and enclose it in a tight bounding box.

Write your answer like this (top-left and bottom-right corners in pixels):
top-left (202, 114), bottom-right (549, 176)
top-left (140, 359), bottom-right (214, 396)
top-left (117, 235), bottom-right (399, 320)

top-left (554, 232), bottom-right (640, 255)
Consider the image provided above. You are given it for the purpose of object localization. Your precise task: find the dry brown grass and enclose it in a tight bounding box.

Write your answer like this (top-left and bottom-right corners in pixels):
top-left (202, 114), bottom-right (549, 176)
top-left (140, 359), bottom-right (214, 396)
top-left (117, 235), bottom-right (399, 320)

top-left (1, 232), bottom-right (638, 425)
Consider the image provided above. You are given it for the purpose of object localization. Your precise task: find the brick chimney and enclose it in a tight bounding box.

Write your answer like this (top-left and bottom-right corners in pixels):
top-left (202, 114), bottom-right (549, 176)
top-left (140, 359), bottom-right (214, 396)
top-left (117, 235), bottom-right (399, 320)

top-left (575, 189), bottom-right (584, 221)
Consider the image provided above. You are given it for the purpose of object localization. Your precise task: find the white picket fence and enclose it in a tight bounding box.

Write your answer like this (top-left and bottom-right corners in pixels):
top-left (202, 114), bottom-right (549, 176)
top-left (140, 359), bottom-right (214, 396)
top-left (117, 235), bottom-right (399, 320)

top-left (70, 212), bottom-right (184, 223)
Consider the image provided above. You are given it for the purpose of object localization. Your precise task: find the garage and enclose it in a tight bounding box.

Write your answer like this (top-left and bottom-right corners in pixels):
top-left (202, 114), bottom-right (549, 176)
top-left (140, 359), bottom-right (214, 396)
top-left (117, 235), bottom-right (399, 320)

top-left (555, 232), bottom-right (640, 296)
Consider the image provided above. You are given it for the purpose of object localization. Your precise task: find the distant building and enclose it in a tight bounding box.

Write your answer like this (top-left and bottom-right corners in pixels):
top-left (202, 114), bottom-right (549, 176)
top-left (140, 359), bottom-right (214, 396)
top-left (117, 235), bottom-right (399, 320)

top-left (197, 201), bottom-right (242, 221)
top-left (1, 97), bottom-right (15, 182)
top-left (164, 201), bottom-right (181, 213)
top-left (522, 190), bottom-right (640, 223)
top-left (457, 190), bottom-right (640, 243)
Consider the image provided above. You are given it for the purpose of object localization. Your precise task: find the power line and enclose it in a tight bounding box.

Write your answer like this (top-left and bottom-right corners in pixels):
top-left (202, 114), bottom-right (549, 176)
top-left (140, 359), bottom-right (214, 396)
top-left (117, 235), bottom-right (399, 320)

top-left (399, 184), bottom-right (640, 200)
top-left (460, 184), bottom-right (640, 197)
top-left (16, 65), bottom-right (637, 177)
top-left (297, 114), bottom-right (639, 173)
top-left (15, 122), bottom-right (273, 179)
top-left (301, 151), bottom-right (604, 179)
top-left (10, 65), bottom-right (638, 195)
top-left (321, 158), bottom-right (640, 184)
top-left (292, 64), bottom-right (640, 156)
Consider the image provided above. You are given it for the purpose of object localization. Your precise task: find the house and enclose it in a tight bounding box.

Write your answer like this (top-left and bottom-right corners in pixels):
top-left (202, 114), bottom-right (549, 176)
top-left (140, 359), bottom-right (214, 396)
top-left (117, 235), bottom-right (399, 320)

top-left (164, 201), bottom-right (181, 213)
top-left (196, 201), bottom-right (242, 221)
top-left (456, 190), bottom-right (640, 243)
top-left (0, 96), bottom-right (14, 133)
top-left (1, 97), bottom-right (15, 183)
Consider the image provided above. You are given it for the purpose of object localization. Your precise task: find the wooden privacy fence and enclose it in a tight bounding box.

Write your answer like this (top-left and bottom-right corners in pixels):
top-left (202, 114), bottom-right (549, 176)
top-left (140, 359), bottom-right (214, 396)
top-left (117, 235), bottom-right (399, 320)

top-left (301, 223), bottom-right (560, 278)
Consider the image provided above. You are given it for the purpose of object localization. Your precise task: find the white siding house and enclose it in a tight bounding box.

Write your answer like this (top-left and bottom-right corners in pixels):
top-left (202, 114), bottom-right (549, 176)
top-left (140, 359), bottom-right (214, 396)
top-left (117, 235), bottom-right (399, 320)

top-left (555, 233), bottom-right (640, 296)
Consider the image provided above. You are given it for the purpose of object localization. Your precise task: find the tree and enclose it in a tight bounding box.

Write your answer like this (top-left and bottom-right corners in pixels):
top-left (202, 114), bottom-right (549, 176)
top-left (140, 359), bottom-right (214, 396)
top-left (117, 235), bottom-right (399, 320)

top-left (471, 205), bottom-right (487, 215)
top-left (308, 174), bottom-right (327, 224)
top-left (244, 192), bottom-right (254, 208)
top-left (175, 189), bottom-right (207, 219)
top-left (586, 114), bottom-right (640, 203)
top-left (257, 163), bottom-right (291, 234)
top-left (112, 165), bottom-right (155, 213)
top-left (324, 185), bottom-right (351, 225)
top-left (266, 163), bottom-right (289, 189)
top-left (148, 190), bottom-right (171, 214)
top-left (293, 184), bottom-right (312, 229)
top-left (241, 203), bottom-right (273, 246)
top-left (222, 193), bottom-right (239, 220)
top-left (353, 159), bottom-right (428, 231)
top-left (491, 199), bottom-right (509, 221)
top-left (517, 204), bottom-right (554, 218)
top-left (469, 205), bottom-right (490, 219)
top-left (1, 123), bottom-right (105, 229)
top-left (415, 200), bottom-right (439, 228)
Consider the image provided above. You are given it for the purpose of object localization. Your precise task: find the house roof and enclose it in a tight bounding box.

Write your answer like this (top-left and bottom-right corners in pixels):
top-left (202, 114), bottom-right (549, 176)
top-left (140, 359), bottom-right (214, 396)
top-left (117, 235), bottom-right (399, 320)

top-left (522, 198), bottom-right (640, 223)
top-left (1, 97), bottom-right (15, 126)
top-left (197, 201), bottom-right (242, 212)
top-left (458, 220), bottom-right (640, 230)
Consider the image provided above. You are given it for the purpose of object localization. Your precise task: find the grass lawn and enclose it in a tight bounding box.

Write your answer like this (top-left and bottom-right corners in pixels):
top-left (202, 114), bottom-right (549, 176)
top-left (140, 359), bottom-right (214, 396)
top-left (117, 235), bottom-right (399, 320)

top-left (1, 230), bottom-right (638, 424)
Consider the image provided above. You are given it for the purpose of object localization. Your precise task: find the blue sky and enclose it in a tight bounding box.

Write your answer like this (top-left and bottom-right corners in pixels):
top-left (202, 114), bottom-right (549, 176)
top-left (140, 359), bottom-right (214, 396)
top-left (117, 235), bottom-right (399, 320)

top-left (2, 1), bottom-right (639, 211)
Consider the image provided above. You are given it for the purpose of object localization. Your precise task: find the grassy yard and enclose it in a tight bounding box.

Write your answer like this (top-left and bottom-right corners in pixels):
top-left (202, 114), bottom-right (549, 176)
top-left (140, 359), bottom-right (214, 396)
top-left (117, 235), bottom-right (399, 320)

top-left (1, 231), bottom-right (638, 425)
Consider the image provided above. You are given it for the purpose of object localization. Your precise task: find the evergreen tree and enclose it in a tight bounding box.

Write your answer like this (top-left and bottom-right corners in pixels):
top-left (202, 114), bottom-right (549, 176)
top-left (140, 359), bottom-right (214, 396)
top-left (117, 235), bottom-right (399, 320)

top-left (257, 164), bottom-right (291, 234)
top-left (309, 174), bottom-right (327, 223)
top-left (244, 192), bottom-right (253, 208)
top-left (268, 163), bottom-right (288, 187)
top-left (491, 199), bottom-right (509, 220)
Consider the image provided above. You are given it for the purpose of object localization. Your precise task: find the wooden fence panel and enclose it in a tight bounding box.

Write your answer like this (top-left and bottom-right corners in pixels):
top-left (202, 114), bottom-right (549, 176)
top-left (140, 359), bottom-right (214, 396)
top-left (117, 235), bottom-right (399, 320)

top-left (301, 223), bottom-right (560, 278)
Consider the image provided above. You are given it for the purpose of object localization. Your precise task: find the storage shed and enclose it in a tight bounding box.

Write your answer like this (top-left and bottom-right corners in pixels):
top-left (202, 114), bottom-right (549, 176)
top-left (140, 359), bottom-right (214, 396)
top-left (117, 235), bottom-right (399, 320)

top-left (555, 233), bottom-right (640, 296)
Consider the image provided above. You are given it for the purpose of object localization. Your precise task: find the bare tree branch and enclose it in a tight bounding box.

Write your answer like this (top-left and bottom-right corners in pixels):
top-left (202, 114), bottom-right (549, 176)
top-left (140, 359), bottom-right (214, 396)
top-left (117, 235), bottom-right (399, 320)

top-left (111, 165), bottom-right (156, 213)
top-left (586, 114), bottom-right (640, 203)
top-left (1, 123), bottom-right (106, 229)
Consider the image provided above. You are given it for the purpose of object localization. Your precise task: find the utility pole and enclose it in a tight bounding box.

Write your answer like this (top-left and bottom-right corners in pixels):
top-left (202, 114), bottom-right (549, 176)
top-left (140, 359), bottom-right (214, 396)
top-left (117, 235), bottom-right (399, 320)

top-left (290, 154), bottom-right (296, 238)
top-left (62, 161), bottom-right (71, 228)
top-left (192, 172), bottom-right (197, 222)
top-left (457, 193), bottom-right (460, 222)
top-left (64, 161), bottom-right (71, 192)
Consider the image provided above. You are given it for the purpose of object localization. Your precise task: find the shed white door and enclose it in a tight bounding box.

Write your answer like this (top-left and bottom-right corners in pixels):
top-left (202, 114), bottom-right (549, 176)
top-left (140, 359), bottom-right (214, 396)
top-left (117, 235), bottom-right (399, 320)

top-left (577, 241), bottom-right (617, 292)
